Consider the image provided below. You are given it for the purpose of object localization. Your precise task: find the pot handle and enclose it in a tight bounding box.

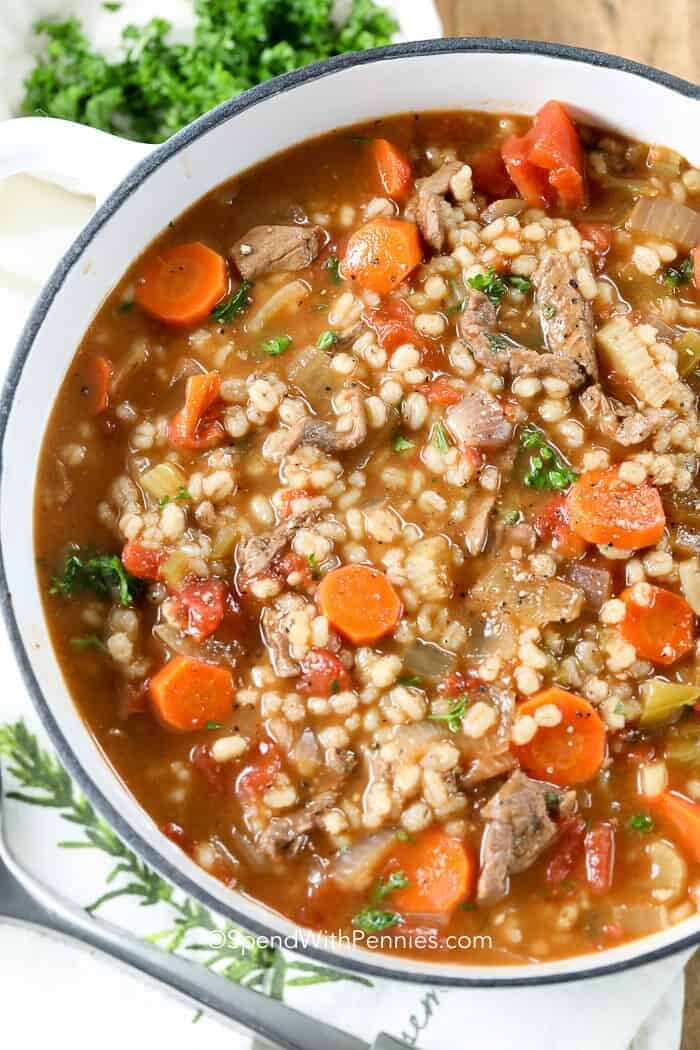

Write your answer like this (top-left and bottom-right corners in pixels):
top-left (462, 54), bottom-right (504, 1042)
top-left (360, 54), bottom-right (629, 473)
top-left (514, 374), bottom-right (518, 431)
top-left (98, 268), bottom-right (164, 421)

top-left (0, 117), bottom-right (153, 204)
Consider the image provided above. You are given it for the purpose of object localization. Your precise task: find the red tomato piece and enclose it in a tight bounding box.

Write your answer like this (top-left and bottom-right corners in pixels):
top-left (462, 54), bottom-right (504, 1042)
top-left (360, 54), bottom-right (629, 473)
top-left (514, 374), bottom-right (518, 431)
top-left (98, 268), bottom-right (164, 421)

top-left (297, 648), bottom-right (352, 698)
top-left (502, 132), bottom-right (554, 209)
top-left (190, 743), bottom-right (229, 793)
top-left (527, 101), bottom-right (585, 210)
top-left (545, 818), bottom-right (586, 888)
top-left (122, 540), bottom-right (166, 581)
top-left (534, 494), bottom-right (588, 558)
top-left (176, 578), bottom-right (227, 642)
top-left (278, 488), bottom-right (313, 519)
top-left (237, 739), bottom-right (281, 796)
top-left (584, 822), bottom-right (615, 895)
top-left (469, 147), bottom-right (515, 198)
top-left (364, 298), bottom-right (426, 353)
top-left (419, 377), bottom-right (462, 405)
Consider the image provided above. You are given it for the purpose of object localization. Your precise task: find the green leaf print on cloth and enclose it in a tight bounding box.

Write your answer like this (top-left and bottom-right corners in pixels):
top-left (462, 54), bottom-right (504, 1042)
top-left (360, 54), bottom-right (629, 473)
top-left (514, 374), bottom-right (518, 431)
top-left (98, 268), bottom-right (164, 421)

top-left (0, 720), bottom-right (371, 999)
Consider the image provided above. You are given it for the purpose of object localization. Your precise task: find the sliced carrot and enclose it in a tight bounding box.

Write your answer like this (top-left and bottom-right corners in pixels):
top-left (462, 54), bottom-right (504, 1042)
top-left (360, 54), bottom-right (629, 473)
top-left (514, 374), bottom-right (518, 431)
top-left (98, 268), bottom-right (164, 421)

top-left (317, 564), bottom-right (402, 645)
top-left (512, 687), bottom-right (607, 786)
top-left (168, 371), bottom-right (225, 450)
top-left (566, 467), bottom-right (666, 549)
top-left (122, 540), bottom-right (166, 581)
top-left (81, 352), bottom-right (114, 415)
top-left (342, 219), bottom-right (422, 294)
top-left (619, 584), bottom-right (695, 665)
top-left (389, 828), bottom-right (475, 915)
top-left (149, 655), bottom-right (234, 732)
top-left (501, 132), bottom-right (554, 209)
top-left (419, 377), bottom-right (463, 405)
top-left (136, 242), bottom-right (229, 326)
top-left (649, 791), bottom-right (700, 863)
top-left (371, 139), bottom-right (413, 200)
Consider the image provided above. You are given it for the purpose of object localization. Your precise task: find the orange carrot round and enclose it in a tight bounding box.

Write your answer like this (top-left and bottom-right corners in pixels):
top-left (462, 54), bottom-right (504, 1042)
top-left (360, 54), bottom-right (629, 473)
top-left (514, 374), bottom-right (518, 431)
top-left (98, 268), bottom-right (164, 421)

top-left (371, 139), bottom-right (413, 200)
top-left (149, 655), bottom-right (234, 731)
top-left (81, 352), bottom-right (114, 415)
top-left (389, 828), bottom-right (475, 915)
top-left (512, 687), bottom-right (607, 786)
top-left (342, 219), bottom-right (422, 294)
top-left (566, 467), bottom-right (666, 549)
top-left (619, 584), bottom-right (695, 665)
top-left (649, 791), bottom-right (700, 863)
top-left (317, 564), bottom-right (402, 645)
top-left (168, 371), bottom-right (225, 450)
top-left (136, 242), bottom-right (228, 326)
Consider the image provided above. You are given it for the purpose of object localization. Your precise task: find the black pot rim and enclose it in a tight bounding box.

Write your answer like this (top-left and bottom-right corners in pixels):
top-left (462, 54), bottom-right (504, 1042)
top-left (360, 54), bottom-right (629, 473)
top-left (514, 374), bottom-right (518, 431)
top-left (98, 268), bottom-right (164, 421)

top-left (1, 37), bottom-right (698, 990)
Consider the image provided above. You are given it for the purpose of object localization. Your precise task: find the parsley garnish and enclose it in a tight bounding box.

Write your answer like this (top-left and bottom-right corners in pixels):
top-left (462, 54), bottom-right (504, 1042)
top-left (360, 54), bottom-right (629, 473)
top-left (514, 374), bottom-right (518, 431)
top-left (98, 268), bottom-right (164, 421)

top-left (317, 330), bottom-right (338, 351)
top-left (374, 871), bottom-right (409, 900)
top-left (664, 256), bottom-right (693, 288)
top-left (70, 634), bottom-right (106, 652)
top-left (428, 694), bottom-right (468, 732)
top-left (307, 552), bottom-right (321, 579)
top-left (398, 673), bottom-right (422, 687)
top-left (326, 255), bottom-right (342, 285)
top-left (392, 433), bottom-right (415, 453)
top-left (21, 6), bottom-right (398, 143)
top-left (211, 280), bottom-right (253, 323)
top-left (102, 2), bottom-right (122, 10)
top-left (261, 335), bottom-right (292, 356)
top-left (329, 679), bottom-right (341, 696)
top-left (433, 421), bottom-right (450, 452)
top-left (50, 551), bottom-right (142, 607)
top-left (159, 487), bottom-right (192, 508)
top-left (352, 908), bottom-right (401, 933)
top-left (503, 510), bottom-right (520, 525)
top-left (396, 829), bottom-right (413, 843)
top-left (486, 332), bottom-right (508, 351)
top-left (542, 303), bottom-right (557, 320)
top-left (117, 300), bottom-right (134, 314)
top-left (520, 424), bottom-right (578, 491)
top-left (205, 720), bottom-right (222, 731)
top-left (629, 813), bottom-right (655, 833)
top-left (467, 269), bottom-right (531, 307)
top-left (544, 790), bottom-right (561, 816)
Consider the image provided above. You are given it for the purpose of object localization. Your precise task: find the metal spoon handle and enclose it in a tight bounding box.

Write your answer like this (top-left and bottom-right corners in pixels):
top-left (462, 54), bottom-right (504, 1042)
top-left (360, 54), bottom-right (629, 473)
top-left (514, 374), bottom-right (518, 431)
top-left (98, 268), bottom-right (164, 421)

top-left (1, 840), bottom-right (408, 1050)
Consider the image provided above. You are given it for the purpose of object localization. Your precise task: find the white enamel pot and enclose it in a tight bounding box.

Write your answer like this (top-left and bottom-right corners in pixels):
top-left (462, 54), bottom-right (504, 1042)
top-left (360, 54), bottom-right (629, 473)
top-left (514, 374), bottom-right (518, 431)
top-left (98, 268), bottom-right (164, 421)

top-left (0, 39), bottom-right (698, 987)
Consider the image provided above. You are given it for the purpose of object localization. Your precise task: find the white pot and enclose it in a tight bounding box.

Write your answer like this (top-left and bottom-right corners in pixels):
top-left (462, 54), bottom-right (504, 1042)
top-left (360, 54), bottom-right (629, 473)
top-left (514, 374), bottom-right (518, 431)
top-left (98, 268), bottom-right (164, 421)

top-left (0, 39), bottom-right (698, 987)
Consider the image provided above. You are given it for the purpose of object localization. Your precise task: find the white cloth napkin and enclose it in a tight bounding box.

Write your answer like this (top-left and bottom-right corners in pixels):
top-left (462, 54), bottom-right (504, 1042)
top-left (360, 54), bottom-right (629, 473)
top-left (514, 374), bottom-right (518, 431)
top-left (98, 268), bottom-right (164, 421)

top-left (0, 2), bottom-right (691, 1048)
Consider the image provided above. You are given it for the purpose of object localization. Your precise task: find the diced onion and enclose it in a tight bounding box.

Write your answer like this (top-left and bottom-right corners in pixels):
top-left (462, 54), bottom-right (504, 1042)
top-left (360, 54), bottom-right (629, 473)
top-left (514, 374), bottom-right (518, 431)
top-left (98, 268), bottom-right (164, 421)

top-left (647, 840), bottom-right (687, 904)
top-left (480, 198), bottom-right (526, 224)
top-left (404, 639), bottom-right (454, 679)
top-left (288, 345), bottom-right (340, 412)
top-left (141, 461), bottom-right (186, 501)
top-left (646, 144), bottom-right (683, 178)
top-left (629, 198), bottom-right (700, 250)
top-left (679, 558), bottom-right (700, 615)
top-left (612, 903), bottom-right (669, 936)
top-left (211, 523), bottom-right (239, 560)
top-left (248, 279), bottom-right (309, 332)
top-left (331, 831), bottom-right (396, 892)
top-left (637, 760), bottom-right (669, 797)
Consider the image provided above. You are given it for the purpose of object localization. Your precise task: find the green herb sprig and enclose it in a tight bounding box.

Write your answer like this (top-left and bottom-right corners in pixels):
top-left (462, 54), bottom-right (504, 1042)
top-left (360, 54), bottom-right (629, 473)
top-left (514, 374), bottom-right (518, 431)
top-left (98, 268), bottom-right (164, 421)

top-left (261, 335), bottom-right (292, 356)
top-left (520, 424), bottom-right (578, 491)
top-left (428, 694), bottom-right (469, 732)
top-left (50, 551), bottom-right (142, 607)
top-left (467, 268), bottom-right (532, 306)
top-left (664, 256), bottom-right (693, 289)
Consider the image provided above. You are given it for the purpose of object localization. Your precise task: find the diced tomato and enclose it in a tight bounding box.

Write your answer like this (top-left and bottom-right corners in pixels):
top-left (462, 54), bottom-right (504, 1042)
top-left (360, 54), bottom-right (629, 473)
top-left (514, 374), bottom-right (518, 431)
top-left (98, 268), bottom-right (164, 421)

top-left (578, 222), bottom-right (612, 258)
top-left (275, 550), bottom-right (314, 587)
top-left (364, 298), bottom-right (426, 353)
top-left (693, 246), bottom-right (700, 292)
top-left (534, 495), bottom-right (588, 558)
top-left (119, 680), bottom-right (150, 718)
top-left (190, 743), bottom-right (229, 793)
top-left (419, 376), bottom-right (462, 405)
top-left (527, 101), bottom-right (585, 210)
top-left (461, 445), bottom-right (484, 474)
top-left (545, 817), bottom-right (586, 888)
top-left (372, 139), bottom-right (413, 200)
top-left (438, 670), bottom-right (481, 698)
top-left (122, 540), bottom-right (166, 581)
top-left (502, 132), bottom-right (554, 209)
top-left (161, 821), bottom-right (194, 854)
top-left (176, 578), bottom-right (227, 642)
top-left (237, 739), bottom-right (282, 796)
top-left (297, 648), bottom-right (352, 698)
top-left (469, 147), bottom-right (515, 199)
top-left (278, 488), bottom-right (313, 519)
top-left (502, 101), bottom-right (586, 210)
top-left (601, 921), bottom-right (624, 940)
top-left (168, 373), bottom-right (225, 451)
top-left (584, 822), bottom-right (615, 895)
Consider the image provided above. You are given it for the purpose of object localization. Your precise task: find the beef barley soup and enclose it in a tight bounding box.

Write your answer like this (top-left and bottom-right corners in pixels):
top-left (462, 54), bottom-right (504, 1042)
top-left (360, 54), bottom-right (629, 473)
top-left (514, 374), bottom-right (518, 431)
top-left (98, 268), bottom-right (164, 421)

top-left (35, 103), bottom-right (700, 964)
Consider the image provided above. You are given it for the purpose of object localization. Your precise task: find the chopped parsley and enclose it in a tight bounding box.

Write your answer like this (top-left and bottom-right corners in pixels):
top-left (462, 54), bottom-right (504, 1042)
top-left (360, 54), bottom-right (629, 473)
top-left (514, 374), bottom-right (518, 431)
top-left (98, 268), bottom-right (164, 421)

top-left (544, 790), bottom-right (561, 816)
top-left (467, 269), bottom-right (532, 306)
top-left (261, 335), bottom-right (292, 356)
top-left (433, 421), bottom-right (450, 453)
top-left (211, 280), bottom-right (253, 323)
top-left (503, 510), bottom-right (520, 525)
top-left (317, 330), bottom-right (338, 351)
top-left (70, 634), bottom-right (106, 652)
top-left (307, 552), bottom-right (321, 579)
top-left (352, 908), bottom-right (401, 934)
top-left (428, 694), bottom-right (468, 732)
top-left (664, 256), bottom-right (693, 288)
top-left (102, 2), bottom-right (122, 10)
top-left (22, 3), bottom-right (398, 143)
top-left (396, 829), bottom-right (413, 843)
top-left (326, 255), bottom-right (342, 285)
top-left (205, 720), bottom-right (222, 731)
top-left (50, 551), bottom-right (142, 607)
top-left (398, 673), bottom-right (422, 687)
top-left (486, 333), bottom-right (508, 352)
top-left (542, 303), bottom-right (557, 320)
top-left (374, 871), bottom-right (409, 900)
top-left (329, 679), bottom-right (341, 696)
top-left (159, 487), bottom-right (192, 508)
top-left (392, 433), bottom-right (415, 453)
top-left (629, 813), bottom-right (655, 834)
top-left (117, 300), bottom-right (134, 314)
top-left (520, 424), bottom-right (578, 491)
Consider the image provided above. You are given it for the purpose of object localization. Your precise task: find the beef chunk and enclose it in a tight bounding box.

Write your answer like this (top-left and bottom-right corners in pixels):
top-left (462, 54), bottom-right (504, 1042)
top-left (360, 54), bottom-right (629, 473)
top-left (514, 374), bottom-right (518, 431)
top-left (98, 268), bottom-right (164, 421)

top-left (534, 250), bottom-right (598, 381)
top-left (232, 224), bottom-right (323, 279)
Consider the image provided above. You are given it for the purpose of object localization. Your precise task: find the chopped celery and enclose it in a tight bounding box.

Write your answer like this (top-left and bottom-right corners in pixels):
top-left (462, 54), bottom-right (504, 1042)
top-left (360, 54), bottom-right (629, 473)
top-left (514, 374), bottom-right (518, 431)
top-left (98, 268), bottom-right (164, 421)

top-left (160, 550), bottom-right (190, 589)
top-left (639, 678), bottom-right (700, 725)
top-left (665, 721), bottom-right (700, 765)
top-left (211, 523), bottom-right (238, 560)
top-left (141, 462), bottom-right (186, 501)
top-left (646, 144), bottom-right (683, 178)
top-left (676, 330), bottom-right (700, 378)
